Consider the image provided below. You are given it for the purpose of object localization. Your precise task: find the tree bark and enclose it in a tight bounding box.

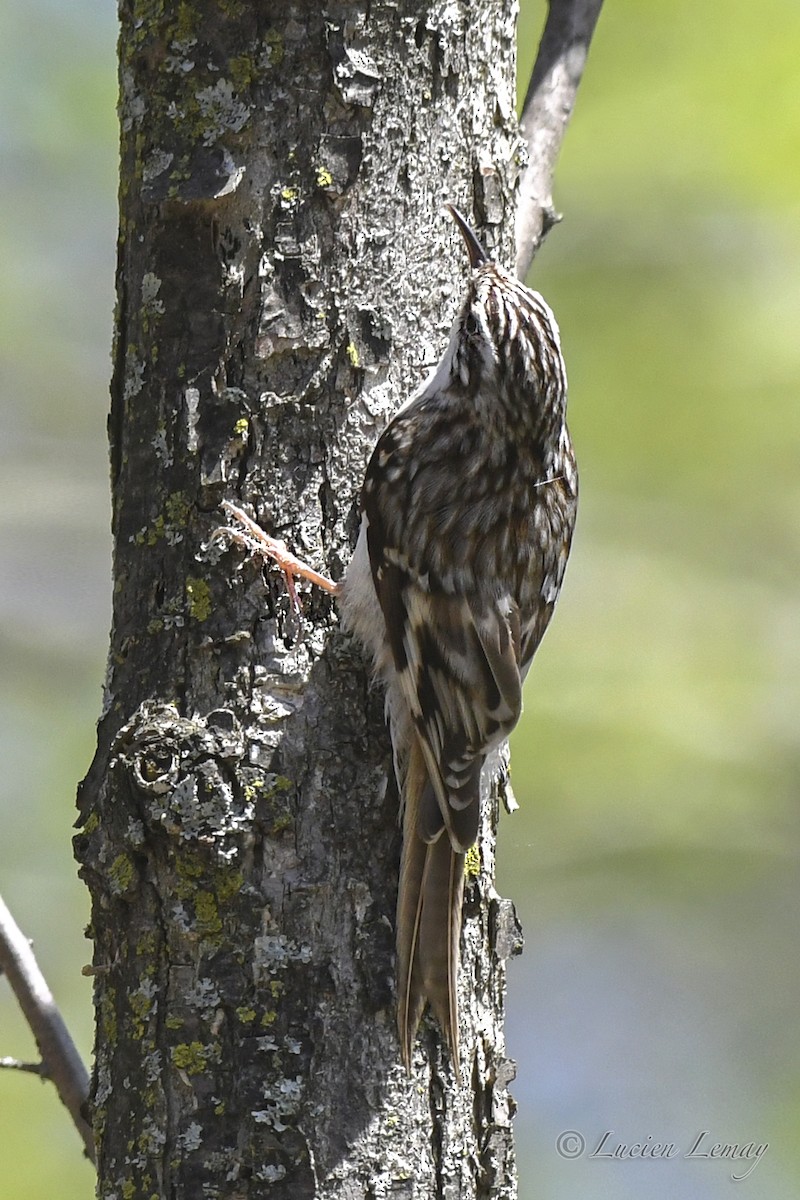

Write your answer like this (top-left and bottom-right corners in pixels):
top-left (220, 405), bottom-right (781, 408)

top-left (76, 2), bottom-right (524, 1196)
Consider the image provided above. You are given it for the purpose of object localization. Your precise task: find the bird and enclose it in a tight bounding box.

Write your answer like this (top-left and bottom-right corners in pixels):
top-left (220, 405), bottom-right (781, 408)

top-left (218, 204), bottom-right (578, 1071)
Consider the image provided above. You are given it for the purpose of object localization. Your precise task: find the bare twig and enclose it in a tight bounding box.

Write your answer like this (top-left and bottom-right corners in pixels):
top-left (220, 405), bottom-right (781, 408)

top-left (515, 0), bottom-right (605, 279)
top-left (0, 894), bottom-right (95, 1164)
top-left (0, 1056), bottom-right (46, 1074)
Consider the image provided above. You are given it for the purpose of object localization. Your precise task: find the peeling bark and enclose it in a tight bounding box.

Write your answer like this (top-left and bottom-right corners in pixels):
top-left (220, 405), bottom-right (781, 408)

top-left (76, 2), bottom-right (524, 1196)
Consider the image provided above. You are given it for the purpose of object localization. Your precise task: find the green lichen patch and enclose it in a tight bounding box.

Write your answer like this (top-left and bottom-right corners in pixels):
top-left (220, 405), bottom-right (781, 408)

top-left (135, 930), bottom-right (158, 960)
top-left (82, 811), bottom-right (100, 835)
top-left (109, 853), bottom-right (136, 895)
top-left (129, 985), bottom-right (156, 1039)
top-left (193, 891), bottom-right (222, 939)
top-left (100, 987), bottom-right (118, 1044)
top-left (165, 490), bottom-right (191, 524)
top-left (134, 490), bottom-right (191, 548)
top-left (256, 774), bottom-right (295, 836)
top-left (465, 844), bottom-right (481, 878)
top-left (171, 1041), bottom-right (214, 1075)
top-left (263, 29), bottom-right (284, 68)
top-left (228, 54), bottom-right (255, 94)
top-left (185, 576), bottom-right (212, 622)
top-left (173, 852), bottom-right (245, 946)
top-left (216, 869), bottom-right (245, 903)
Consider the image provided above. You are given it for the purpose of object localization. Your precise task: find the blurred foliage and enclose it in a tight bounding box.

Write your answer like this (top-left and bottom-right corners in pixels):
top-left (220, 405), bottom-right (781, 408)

top-left (508, 3), bottom-right (800, 1197)
top-left (510, 0), bottom-right (800, 882)
top-left (0, 1), bottom-right (798, 1198)
top-left (0, 3), bottom-right (115, 1197)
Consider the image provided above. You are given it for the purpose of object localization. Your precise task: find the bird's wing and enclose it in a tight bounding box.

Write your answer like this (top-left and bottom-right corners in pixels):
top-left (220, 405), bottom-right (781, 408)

top-left (368, 543), bottom-right (523, 853)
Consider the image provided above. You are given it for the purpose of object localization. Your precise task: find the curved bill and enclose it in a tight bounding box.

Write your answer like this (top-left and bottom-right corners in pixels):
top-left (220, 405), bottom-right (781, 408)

top-left (445, 203), bottom-right (488, 268)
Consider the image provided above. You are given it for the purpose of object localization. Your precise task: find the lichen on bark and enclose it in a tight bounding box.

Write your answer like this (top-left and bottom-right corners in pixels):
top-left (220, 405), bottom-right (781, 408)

top-left (76, 2), bottom-right (524, 1196)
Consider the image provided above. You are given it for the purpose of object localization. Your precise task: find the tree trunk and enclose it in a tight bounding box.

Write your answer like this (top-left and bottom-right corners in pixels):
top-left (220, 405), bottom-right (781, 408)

top-left (76, 2), bottom-right (523, 1195)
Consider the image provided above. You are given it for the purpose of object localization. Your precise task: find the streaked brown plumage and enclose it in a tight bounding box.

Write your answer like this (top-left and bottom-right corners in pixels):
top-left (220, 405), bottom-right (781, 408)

top-left (219, 205), bottom-right (577, 1071)
top-left (340, 206), bottom-right (577, 1068)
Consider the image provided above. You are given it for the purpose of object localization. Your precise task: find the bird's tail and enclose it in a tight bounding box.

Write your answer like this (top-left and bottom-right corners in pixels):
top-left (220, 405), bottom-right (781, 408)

top-left (395, 737), bottom-right (466, 1071)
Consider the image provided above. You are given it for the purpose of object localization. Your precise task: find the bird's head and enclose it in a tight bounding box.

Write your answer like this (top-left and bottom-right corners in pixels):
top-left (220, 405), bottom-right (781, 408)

top-left (444, 203), bottom-right (567, 418)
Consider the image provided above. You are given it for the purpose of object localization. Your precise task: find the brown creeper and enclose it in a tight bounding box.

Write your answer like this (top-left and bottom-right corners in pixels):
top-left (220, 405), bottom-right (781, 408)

top-left (220, 205), bottom-right (577, 1070)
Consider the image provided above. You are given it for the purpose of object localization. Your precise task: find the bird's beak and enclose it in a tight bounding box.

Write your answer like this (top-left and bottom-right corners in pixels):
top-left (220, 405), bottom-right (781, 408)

top-left (445, 203), bottom-right (488, 269)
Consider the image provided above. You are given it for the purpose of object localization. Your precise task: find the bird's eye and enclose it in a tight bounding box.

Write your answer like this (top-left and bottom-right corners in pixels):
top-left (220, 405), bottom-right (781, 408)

top-left (465, 313), bottom-right (480, 336)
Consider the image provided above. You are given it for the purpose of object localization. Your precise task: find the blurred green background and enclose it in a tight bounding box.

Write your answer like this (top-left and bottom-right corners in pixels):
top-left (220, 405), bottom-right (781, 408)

top-left (1, 2), bottom-right (798, 1197)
